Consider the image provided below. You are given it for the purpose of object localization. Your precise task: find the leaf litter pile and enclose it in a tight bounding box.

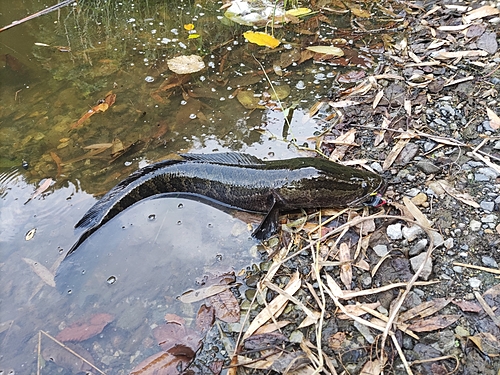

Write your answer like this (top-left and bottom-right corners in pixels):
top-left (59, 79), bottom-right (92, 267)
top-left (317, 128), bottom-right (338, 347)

top-left (2, 0), bottom-right (500, 374)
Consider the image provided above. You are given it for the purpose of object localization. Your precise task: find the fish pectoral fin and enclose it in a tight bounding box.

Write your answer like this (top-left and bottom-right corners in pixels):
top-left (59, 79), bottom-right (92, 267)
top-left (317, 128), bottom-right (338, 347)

top-left (252, 202), bottom-right (281, 241)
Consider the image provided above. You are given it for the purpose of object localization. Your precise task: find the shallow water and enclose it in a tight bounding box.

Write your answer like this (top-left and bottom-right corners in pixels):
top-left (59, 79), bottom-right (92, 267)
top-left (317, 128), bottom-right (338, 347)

top-left (0, 0), bottom-right (390, 373)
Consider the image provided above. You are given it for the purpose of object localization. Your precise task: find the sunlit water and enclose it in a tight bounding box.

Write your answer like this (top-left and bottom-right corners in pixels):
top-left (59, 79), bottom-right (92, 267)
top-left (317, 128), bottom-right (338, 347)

top-left (0, 0), bottom-right (387, 373)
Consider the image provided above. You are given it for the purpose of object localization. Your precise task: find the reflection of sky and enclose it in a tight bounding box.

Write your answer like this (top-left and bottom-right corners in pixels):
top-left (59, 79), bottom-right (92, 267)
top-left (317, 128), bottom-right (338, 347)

top-left (0, 167), bottom-right (259, 373)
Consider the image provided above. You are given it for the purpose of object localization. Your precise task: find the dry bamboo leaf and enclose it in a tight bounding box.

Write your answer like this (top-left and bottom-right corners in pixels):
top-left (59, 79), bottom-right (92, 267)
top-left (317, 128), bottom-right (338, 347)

top-left (408, 314), bottom-right (460, 332)
top-left (339, 243), bottom-right (352, 289)
top-left (254, 320), bottom-right (291, 335)
top-left (130, 351), bottom-right (180, 375)
top-left (372, 90), bottom-right (384, 109)
top-left (398, 298), bottom-right (452, 322)
top-left (435, 180), bottom-right (480, 208)
top-left (431, 50), bottom-right (488, 59)
top-left (486, 107), bottom-right (500, 130)
top-left (468, 332), bottom-right (500, 356)
top-left (437, 24), bottom-right (470, 31)
top-left (25, 178), bottom-right (53, 204)
top-left (243, 272), bottom-right (301, 340)
top-left (306, 45), bottom-right (344, 56)
top-left (464, 5), bottom-right (500, 23)
top-left (178, 284), bottom-right (232, 303)
top-left (83, 143), bottom-right (113, 150)
top-left (22, 258), bottom-right (55, 287)
top-left (402, 197), bottom-right (431, 228)
top-left (209, 289), bottom-right (240, 323)
top-left (325, 274), bottom-right (344, 299)
top-left (382, 137), bottom-right (410, 170)
top-left (328, 100), bottom-right (360, 108)
top-left (329, 128), bottom-right (357, 161)
top-left (360, 358), bottom-right (384, 375)
top-left (338, 302), bottom-right (381, 319)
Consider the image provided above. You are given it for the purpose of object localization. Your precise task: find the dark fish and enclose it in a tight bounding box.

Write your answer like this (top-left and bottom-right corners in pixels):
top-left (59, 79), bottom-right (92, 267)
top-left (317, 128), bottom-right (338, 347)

top-left (66, 153), bottom-right (386, 257)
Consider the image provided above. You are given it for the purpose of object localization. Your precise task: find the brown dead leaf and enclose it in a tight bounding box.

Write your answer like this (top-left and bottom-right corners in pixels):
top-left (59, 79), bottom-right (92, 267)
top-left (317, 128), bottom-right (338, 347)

top-left (328, 128), bottom-right (357, 161)
top-left (468, 332), bottom-right (500, 357)
top-left (339, 243), bottom-right (352, 289)
top-left (130, 351), bottom-right (190, 375)
top-left (328, 331), bottom-right (346, 350)
top-left (403, 196), bottom-right (431, 228)
top-left (398, 298), bottom-right (452, 322)
top-left (42, 341), bottom-right (95, 374)
top-left (486, 107), bottom-right (500, 130)
top-left (154, 322), bottom-right (201, 355)
top-left (360, 358), bottom-right (384, 375)
top-left (209, 289), bottom-right (240, 323)
top-left (195, 304), bottom-right (215, 334)
top-left (22, 257), bottom-right (55, 287)
top-left (25, 178), bottom-right (53, 204)
top-left (408, 314), bottom-right (459, 332)
top-left (71, 93), bottom-right (115, 129)
top-left (178, 284), bottom-right (232, 304)
top-left (383, 137), bottom-right (411, 170)
top-left (56, 313), bottom-right (114, 342)
top-left (452, 300), bottom-right (483, 313)
top-left (435, 180), bottom-right (480, 208)
top-left (243, 271), bottom-right (301, 340)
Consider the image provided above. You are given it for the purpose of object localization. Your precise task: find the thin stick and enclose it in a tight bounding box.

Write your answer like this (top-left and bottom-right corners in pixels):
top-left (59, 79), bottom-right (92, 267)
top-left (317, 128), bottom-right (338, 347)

top-left (40, 330), bottom-right (107, 375)
top-left (0, 0), bottom-right (74, 33)
top-left (37, 330), bottom-right (41, 375)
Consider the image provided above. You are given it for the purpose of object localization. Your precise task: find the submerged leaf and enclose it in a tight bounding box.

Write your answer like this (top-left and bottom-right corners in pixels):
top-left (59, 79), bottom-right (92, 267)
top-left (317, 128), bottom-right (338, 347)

top-left (243, 31), bottom-right (280, 48)
top-left (167, 55), bottom-right (205, 74)
top-left (306, 45), bottom-right (344, 56)
top-left (56, 313), bottom-right (114, 342)
top-left (22, 258), bottom-right (55, 287)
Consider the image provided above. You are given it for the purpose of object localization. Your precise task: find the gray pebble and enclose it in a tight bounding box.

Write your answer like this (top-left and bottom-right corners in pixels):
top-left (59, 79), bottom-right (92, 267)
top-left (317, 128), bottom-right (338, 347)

top-left (481, 214), bottom-right (497, 223)
top-left (478, 167), bottom-right (499, 179)
top-left (387, 223), bottom-right (403, 240)
top-left (468, 277), bottom-right (482, 288)
top-left (423, 141), bottom-right (436, 152)
top-left (453, 266), bottom-right (463, 273)
top-left (370, 162), bottom-right (384, 174)
top-left (416, 160), bottom-right (441, 174)
top-left (481, 255), bottom-right (498, 268)
top-left (470, 220), bottom-right (482, 231)
top-left (430, 231), bottom-right (444, 247)
top-left (480, 200), bottom-right (495, 211)
top-left (402, 225), bottom-right (424, 242)
top-left (406, 188), bottom-right (421, 197)
top-left (410, 253), bottom-right (433, 280)
top-left (474, 173), bottom-right (490, 181)
top-left (494, 140), bottom-right (500, 150)
top-left (409, 238), bottom-right (428, 256)
top-left (373, 244), bottom-right (389, 257)
top-left (468, 161), bottom-right (485, 168)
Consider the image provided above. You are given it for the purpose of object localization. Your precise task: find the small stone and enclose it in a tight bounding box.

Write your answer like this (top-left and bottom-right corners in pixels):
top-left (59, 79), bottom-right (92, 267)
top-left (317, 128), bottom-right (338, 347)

top-left (361, 274), bottom-right (372, 287)
top-left (481, 256), bottom-right (498, 268)
top-left (480, 200), bottom-right (495, 211)
top-left (411, 193), bottom-right (428, 206)
top-left (470, 220), bottom-right (482, 231)
top-left (416, 160), bottom-right (441, 174)
top-left (474, 173), bottom-right (490, 182)
top-left (370, 162), bottom-right (384, 174)
top-left (373, 244), bottom-right (389, 257)
top-left (423, 141), bottom-right (436, 152)
top-left (443, 238), bottom-right (454, 249)
top-left (406, 188), bottom-right (421, 197)
top-left (430, 231), bottom-right (444, 247)
top-left (289, 330), bottom-right (304, 343)
top-left (455, 326), bottom-right (470, 337)
top-left (354, 320), bottom-right (375, 344)
top-left (402, 225), bottom-right (424, 242)
top-left (478, 167), bottom-right (499, 179)
top-left (410, 253), bottom-right (433, 280)
top-left (468, 277), bottom-right (482, 288)
top-left (387, 223), bottom-right (403, 240)
top-left (481, 214), bottom-right (497, 223)
top-left (409, 239), bottom-right (428, 256)
top-left (453, 266), bottom-right (463, 273)
top-left (427, 181), bottom-right (446, 195)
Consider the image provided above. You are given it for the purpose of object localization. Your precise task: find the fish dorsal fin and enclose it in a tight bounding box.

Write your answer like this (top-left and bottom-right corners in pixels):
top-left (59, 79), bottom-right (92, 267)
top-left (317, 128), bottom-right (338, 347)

top-left (180, 152), bottom-right (264, 166)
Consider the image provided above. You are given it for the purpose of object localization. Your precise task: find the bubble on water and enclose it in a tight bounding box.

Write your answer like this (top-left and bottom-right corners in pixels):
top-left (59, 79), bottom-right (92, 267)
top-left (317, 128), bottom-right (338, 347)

top-left (145, 76), bottom-right (155, 83)
top-left (67, 289), bottom-right (72, 294)
top-left (178, 203), bottom-right (184, 209)
top-left (124, 161), bottom-right (132, 166)
top-left (207, 223), bottom-right (213, 228)
top-left (189, 113), bottom-right (197, 119)
top-left (148, 214), bottom-right (156, 221)
top-left (177, 220), bottom-right (182, 225)
top-left (215, 254), bottom-right (223, 262)
top-left (107, 276), bottom-right (117, 285)
top-left (81, 269), bottom-right (86, 275)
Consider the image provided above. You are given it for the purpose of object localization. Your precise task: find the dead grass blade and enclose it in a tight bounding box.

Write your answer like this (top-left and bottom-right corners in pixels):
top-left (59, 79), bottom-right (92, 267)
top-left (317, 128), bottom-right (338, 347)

top-left (474, 291), bottom-right (500, 328)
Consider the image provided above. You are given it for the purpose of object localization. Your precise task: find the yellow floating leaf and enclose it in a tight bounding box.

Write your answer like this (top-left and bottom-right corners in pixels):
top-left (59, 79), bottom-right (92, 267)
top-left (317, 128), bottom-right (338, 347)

top-left (285, 7), bottom-right (312, 16)
top-left (306, 45), bottom-right (344, 56)
top-left (183, 23), bottom-right (195, 30)
top-left (188, 33), bottom-right (200, 39)
top-left (243, 31), bottom-right (280, 48)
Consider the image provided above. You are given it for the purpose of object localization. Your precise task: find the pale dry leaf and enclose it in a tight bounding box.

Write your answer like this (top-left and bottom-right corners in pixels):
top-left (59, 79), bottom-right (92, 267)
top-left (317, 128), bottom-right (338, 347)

top-left (254, 321), bottom-right (291, 335)
top-left (398, 298), bottom-right (452, 322)
top-left (325, 273), bottom-right (344, 299)
top-left (486, 107), bottom-right (500, 130)
top-left (328, 100), bottom-right (360, 108)
top-left (329, 128), bottom-right (357, 161)
top-left (22, 258), bottom-right (55, 287)
top-left (435, 180), bottom-right (480, 208)
top-left (209, 289), bottom-right (240, 323)
top-left (167, 55), bottom-right (205, 74)
top-left (178, 284), bottom-right (232, 303)
top-left (360, 358), bottom-right (384, 375)
top-left (373, 90), bottom-right (384, 109)
top-left (383, 137), bottom-right (410, 170)
top-left (464, 5), bottom-right (500, 23)
top-left (403, 196), bottom-right (431, 228)
top-left (306, 45), bottom-right (344, 56)
top-left (339, 243), bottom-right (352, 289)
top-left (437, 24), bottom-right (470, 31)
top-left (408, 314), bottom-right (460, 332)
top-left (243, 272), bottom-right (301, 340)
top-left (431, 50), bottom-right (488, 59)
